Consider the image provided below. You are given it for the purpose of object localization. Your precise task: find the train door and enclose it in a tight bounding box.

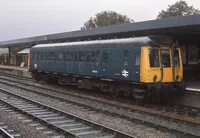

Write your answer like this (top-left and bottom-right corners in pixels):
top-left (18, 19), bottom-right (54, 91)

top-left (91, 50), bottom-right (101, 77)
top-left (160, 48), bottom-right (173, 82)
top-left (172, 48), bottom-right (182, 82)
top-left (132, 47), bottom-right (141, 81)
top-left (121, 48), bottom-right (131, 80)
top-left (48, 51), bottom-right (55, 72)
top-left (124, 47), bottom-right (141, 82)
top-left (101, 50), bottom-right (109, 77)
top-left (110, 48), bottom-right (122, 79)
top-left (69, 51), bottom-right (74, 74)
top-left (148, 47), bottom-right (162, 82)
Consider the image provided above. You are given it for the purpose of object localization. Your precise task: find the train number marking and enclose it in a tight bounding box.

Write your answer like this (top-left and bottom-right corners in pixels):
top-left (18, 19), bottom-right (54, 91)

top-left (122, 70), bottom-right (129, 77)
top-left (92, 70), bottom-right (98, 73)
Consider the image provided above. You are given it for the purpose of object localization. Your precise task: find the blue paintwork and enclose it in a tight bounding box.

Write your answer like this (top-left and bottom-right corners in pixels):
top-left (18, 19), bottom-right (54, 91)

top-left (30, 45), bottom-right (141, 82)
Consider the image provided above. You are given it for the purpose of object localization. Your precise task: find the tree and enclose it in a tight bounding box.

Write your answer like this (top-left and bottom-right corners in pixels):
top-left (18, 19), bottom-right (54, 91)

top-left (157, 0), bottom-right (200, 19)
top-left (81, 11), bottom-right (134, 30)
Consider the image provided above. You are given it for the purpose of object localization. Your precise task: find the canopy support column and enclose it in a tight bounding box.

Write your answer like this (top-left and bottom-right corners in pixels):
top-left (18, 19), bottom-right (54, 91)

top-left (8, 46), bottom-right (11, 65)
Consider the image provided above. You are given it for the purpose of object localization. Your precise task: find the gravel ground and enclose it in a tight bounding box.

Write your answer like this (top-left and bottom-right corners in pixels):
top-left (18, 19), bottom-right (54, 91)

top-left (0, 105), bottom-right (50, 138)
top-left (0, 81), bottom-right (189, 138)
top-left (1, 78), bottom-right (200, 136)
top-left (171, 93), bottom-right (200, 108)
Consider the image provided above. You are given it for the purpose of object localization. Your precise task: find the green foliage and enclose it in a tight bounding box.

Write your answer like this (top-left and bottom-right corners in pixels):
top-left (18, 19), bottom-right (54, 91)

top-left (81, 11), bottom-right (134, 30)
top-left (157, 0), bottom-right (200, 19)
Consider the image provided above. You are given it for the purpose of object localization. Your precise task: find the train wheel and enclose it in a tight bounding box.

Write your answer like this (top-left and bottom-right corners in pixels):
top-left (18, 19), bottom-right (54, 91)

top-left (35, 77), bottom-right (40, 82)
top-left (132, 89), bottom-right (145, 103)
top-left (77, 80), bottom-right (83, 89)
top-left (122, 91), bottom-right (131, 97)
top-left (110, 86), bottom-right (119, 97)
top-left (112, 91), bottom-right (119, 97)
top-left (144, 93), bottom-right (151, 103)
top-left (151, 92), bottom-right (160, 103)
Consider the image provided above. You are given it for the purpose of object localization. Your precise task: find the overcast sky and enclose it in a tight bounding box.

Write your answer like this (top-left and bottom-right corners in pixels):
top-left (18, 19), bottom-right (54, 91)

top-left (0, 0), bottom-right (199, 41)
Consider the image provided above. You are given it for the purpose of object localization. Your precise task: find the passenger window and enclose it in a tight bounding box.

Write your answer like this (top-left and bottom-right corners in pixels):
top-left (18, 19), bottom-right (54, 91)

top-left (71, 52), bottom-right (74, 62)
top-left (96, 51), bottom-right (100, 63)
top-left (66, 52), bottom-right (70, 61)
top-left (43, 52), bottom-right (46, 60)
top-left (36, 52), bottom-right (39, 60)
top-left (74, 52), bottom-right (78, 62)
top-left (49, 52), bottom-right (54, 60)
top-left (58, 52), bottom-right (64, 61)
top-left (41, 52), bottom-right (43, 60)
top-left (173, 49), bottom-right (180, 68)
top-left (135, 52), bottom-right (140, 65)
top-left (91, 51), bottom-right (95, 62)
top-left (82, 52), bottom-right (86, 62)
top-left (102, 52), bottom-right (108, 64)
top-left (31, 53), bottom-right (33, 60)
top-left (32, 53), bottom-right (34, 60)
top-left (149, 49), bottom-right (160, 67)
top-left (160, 49), bottom-right (171, 67)
top-left (33, 53), bottom-right (36, 60)
top-left (124, 50), bottom-right (128, 65)
top-left (79, 51), bottom-right (82, 62)
top-left (86, 52), bottom-right (90, 62)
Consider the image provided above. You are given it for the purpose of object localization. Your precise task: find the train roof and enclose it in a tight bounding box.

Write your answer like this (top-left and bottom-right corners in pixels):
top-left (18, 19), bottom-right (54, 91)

top-left (31, 36), bottom-right (171, 49)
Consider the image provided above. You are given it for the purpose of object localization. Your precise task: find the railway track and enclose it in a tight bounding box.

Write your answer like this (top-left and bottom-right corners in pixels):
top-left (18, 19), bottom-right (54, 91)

top-left (0, 123), bottom-right (20, 138)
top-left (0, 88), bottom-right (133, 138)
top-left (0, 74), bottom-right (200, 137)
top-left (0, 72), bottom-right (35, 83)
top-left (0, 73), bottom-right (200, 119)
top-left (1, 72), bottom-right (200, 118)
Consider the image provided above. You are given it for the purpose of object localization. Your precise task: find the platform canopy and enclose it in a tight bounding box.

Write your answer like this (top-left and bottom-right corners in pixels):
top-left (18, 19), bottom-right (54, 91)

top-left (0, 14), bottom-right (200, 48)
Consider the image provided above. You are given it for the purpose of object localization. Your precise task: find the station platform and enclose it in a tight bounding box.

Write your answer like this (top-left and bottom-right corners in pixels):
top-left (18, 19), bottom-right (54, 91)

top-left (0, 65), bottom-right (199, 91)
top-left (185, 81), bottom-right (200, 92)
top-left (0, 65), bottom-right (31, 78)
top-left (0, 65), bottom-right (28, 71)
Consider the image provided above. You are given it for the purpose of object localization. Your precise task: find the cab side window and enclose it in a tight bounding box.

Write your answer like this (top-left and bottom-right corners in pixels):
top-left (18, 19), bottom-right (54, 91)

top-left (173, 49), bottom-right (180, 68)
top-left (135, 52), bottom-right (140, 65)
top-left (86, 52), bottom-right (90, 62)
top-left (102, 52), bottom-right (108, 64)
top-left (91, 51), bottom-right (96, 62)
top-left (96, 51), bottom-right (100, 63)
top-left (124, 50), bottom-right (128, 65)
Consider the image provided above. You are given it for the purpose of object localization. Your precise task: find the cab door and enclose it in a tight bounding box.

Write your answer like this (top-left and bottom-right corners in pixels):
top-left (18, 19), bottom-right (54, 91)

top-left (160, 48), bottom-right (173, 82)
top-left (172, 48), bottom-right (183, 82)
top-left (145, 47), bottom-right (162, 83)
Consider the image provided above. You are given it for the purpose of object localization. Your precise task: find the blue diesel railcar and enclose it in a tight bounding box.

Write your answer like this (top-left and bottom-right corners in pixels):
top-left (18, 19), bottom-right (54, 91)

top-left (28, 36), bottom-right (185, 103)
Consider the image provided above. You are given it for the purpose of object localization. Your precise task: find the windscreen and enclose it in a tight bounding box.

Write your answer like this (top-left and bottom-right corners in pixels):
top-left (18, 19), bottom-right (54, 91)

top-left (173, 49), bottom-right (180, 68)
top-left (160, 49), bottom-right (171, 68)
top-left (149, 49), bottom-right (160, 67)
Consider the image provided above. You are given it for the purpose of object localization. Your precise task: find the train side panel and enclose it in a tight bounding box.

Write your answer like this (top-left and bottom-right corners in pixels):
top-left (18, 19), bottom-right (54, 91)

top-left (30, 46), bottom-right (142, 82)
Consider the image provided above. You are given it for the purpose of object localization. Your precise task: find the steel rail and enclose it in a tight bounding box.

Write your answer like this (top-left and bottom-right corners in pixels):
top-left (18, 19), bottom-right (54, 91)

top-left (0, 79), bottom-right (200, 137)
top-left (0, 127), bottom-right (14, 138)
top-left (0, 88), bottom-right (134, 138)
top-left (0, 75), bottom-right (200, 124)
